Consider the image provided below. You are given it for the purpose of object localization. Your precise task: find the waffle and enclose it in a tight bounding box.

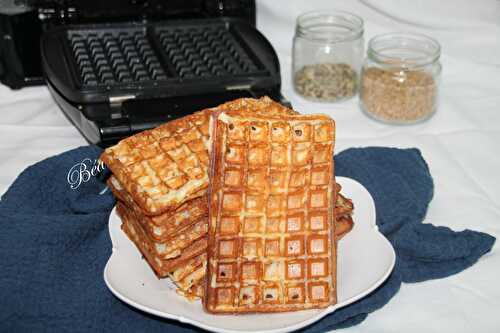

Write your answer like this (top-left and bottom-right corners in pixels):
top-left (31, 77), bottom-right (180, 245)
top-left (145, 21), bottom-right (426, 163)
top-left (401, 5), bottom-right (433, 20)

top-left (101, 97), bottom-right (297, 216)
top-left (104, 110), bottom-right (210, 216)
top-left (108, 176), bottom-right (207, 241)
top-left (117, 202), bottom-right (208, 277)
top-left (204, 111), bottom-right (337, 313)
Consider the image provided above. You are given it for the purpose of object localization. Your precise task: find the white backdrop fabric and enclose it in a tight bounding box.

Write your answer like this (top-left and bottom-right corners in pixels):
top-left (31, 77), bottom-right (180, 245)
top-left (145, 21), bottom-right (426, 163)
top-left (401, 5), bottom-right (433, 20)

top-left (0, 1), bottom-right (499, 331)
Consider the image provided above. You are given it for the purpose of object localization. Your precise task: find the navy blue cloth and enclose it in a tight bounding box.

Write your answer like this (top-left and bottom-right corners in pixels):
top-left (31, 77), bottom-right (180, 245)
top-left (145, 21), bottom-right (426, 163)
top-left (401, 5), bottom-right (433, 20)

top-left (0, 146), bottom-right (495, 332)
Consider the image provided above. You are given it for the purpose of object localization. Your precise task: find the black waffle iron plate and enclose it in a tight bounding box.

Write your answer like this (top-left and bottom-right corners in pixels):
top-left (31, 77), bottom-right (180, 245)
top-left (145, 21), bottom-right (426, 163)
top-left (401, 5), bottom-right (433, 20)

top-left (41, 18), bottom-right (284, 146)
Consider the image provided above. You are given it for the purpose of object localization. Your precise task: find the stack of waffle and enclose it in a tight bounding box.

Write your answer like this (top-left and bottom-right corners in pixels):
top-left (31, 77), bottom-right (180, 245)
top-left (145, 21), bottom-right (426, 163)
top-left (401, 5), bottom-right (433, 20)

top-left (102, 97), bottom-right (297, 298)
top-left (110, 177), bottom-right (209, 298)
top-left (101, 97), bottom-right (354, 308)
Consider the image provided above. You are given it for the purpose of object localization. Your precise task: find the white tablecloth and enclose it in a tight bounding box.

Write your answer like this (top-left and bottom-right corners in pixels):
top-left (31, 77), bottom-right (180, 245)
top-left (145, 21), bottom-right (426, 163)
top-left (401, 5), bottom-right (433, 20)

top-left (1, 1), bottom-right (499, 331)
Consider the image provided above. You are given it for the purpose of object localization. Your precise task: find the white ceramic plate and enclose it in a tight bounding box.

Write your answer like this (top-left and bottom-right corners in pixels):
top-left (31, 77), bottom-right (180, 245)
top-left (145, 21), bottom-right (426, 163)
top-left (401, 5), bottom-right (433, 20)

top-left (104, 176), bottom-right (395, 333)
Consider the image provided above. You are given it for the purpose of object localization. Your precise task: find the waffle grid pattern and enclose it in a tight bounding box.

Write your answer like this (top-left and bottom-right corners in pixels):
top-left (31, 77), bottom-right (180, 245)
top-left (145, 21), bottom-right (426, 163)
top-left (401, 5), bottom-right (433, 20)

top-left (102, 110), bottom-right (211, 215)
top-left (67, 23), bottom-right (264, 88)
top-left (206, 113), bottom-right (337, 313)
top-left (68, 28), bottom-right (167, 86)
top-left (157, 25), bottom-right (259, 78)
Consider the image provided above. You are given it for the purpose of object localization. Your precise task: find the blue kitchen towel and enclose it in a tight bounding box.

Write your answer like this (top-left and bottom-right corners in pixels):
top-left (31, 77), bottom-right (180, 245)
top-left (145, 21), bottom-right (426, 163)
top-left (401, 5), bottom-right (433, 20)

top-left (0, 146), bottom-right (495, 333)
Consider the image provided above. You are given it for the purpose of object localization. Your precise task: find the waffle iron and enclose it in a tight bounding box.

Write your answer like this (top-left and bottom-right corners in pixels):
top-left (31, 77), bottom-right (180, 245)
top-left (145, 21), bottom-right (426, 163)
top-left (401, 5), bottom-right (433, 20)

top-left (39, 0), bottom-right (285, 147)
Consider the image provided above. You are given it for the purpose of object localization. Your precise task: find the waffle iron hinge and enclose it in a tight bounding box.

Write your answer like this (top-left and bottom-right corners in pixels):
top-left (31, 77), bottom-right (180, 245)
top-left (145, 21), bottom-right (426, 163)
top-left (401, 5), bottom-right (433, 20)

top-left (109, 94), bottom-right (136, 119)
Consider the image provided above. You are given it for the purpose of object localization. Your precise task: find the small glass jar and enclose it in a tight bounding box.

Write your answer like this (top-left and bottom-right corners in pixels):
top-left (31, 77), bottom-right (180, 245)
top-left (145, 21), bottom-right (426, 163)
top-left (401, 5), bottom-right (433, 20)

top-left (359, 33), bottom-right (442, 124)
top-left (292, 10), bottom-right (364, 102)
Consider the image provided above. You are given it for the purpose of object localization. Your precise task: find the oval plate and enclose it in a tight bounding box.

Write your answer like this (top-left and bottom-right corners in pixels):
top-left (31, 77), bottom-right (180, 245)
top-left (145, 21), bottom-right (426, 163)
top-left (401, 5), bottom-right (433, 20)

top-left (104, 176), bottom-right (395, 333)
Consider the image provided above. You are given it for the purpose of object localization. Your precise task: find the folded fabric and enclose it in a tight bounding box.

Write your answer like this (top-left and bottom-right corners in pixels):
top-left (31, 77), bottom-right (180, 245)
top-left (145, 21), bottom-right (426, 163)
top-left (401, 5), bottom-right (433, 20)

top-left (0, 146), bottom-right (495, 332)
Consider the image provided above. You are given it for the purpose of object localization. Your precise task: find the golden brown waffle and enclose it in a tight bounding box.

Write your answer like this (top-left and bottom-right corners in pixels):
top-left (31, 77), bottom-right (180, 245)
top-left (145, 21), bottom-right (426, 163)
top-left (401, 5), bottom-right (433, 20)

top-left (104, 111), bottom-right (211, 216)
top-left (108, 176), bottom-right (208, 240)
top-left (117, 202), bottom-right (207, 277)
top-left (101, 97), bottom-right (297, 216)
top-left (204, 111), bottom-right (337, 313)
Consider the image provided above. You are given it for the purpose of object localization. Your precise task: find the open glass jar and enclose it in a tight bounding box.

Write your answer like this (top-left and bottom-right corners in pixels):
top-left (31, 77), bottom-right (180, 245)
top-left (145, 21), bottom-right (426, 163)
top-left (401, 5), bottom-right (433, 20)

top-left (292, 10), bottom-right (364, 102)
top-left (359, 33), bottom-right (442, 124)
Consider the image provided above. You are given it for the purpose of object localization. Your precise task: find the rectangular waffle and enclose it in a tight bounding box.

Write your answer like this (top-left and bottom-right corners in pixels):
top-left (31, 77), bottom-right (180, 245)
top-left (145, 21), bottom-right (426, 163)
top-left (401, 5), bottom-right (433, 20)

top-left (101, 97), bottom-right (297, 216)
top-left (104, 111), bottom-right (211, 216)
top-left (204, 111), bottom-right (337, 313)
top-left (117, 202), bottom-right (207, 277)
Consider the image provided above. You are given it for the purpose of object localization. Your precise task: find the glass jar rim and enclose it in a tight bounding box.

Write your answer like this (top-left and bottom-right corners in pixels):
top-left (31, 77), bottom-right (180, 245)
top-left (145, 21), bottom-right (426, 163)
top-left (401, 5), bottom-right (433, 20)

top-left (296, 10), bottom-right (364, 43)
top-left (367, 32), bottom-right (441, 67)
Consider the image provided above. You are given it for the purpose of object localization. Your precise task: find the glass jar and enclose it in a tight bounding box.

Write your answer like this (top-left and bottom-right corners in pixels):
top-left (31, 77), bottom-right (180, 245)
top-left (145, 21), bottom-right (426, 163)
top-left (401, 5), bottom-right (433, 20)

top-left (359, 33), bottom-right (442, 124)
top-left (292, 10), bottom-right (364, 102)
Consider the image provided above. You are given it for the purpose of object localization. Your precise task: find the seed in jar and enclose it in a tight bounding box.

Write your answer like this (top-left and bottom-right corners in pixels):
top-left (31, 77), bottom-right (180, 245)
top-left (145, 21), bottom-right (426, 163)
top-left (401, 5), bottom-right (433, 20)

top-left (294, 63), bottom-right (357, 102)
top-left (360, 67), bottom-right (437, 123)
